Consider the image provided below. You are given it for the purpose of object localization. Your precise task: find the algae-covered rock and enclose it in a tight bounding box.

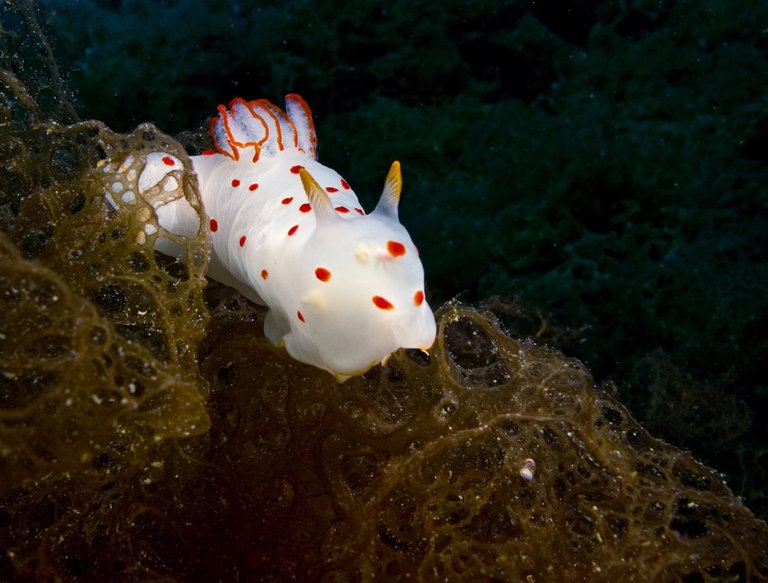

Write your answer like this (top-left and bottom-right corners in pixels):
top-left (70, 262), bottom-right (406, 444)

top-left (2, 2), bottom-right (768, 581)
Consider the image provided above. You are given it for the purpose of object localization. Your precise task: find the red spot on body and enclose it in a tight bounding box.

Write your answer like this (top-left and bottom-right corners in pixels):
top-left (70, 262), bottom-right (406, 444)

top-left (239, 235), bottom-right (247, 247)
top-left (209, 218), bottom-right (218, 232)
top-left (299, 203), bottom-right (312, 213)
top-left (335, 206), bottom-right (349, 213)
top-left (413, 290), bottom-right (425, 306)
top-left (355, 207), bottom-right (364, 215)
top-left (315, 267), bottom-right (331, 282)
top-left (372, 295), bottom-right (394, 310)
top-left (231, 179), bottom-right (240, 187)
top-left (202, 149), bottom-right (216, 156)
top-left (248, 183), bottom-right (259, 191)
top-left (261, 269), bottom-right (269, 280)
top-left (387, 240), bottom-right (406, 257)
top-left (162, 156), bottom-right (175, 166)
top-left (281, 197), bottom-right (293, 205)
top-left (341, 178), bottom-right (350, 190)
top-left (288, 224), bottom-right (299, 236)
top-left (325, 186), bottom-right (338, 193)
top-left (297, 310), bottom-right (305, 322)
top-left (290, 165), bottom-right (304, 174)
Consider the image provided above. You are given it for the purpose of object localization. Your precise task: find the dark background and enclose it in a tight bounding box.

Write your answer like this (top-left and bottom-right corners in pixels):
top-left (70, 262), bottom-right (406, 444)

top-left (35, 0), bottom-right (768, 519)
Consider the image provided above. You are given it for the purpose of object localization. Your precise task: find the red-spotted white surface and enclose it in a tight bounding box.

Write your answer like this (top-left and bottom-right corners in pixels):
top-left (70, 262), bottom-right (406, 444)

top-left (138, 95), bottom-right (435, 381)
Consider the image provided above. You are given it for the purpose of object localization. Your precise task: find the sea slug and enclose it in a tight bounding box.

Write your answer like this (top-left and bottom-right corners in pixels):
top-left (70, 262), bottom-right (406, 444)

top-left (133, 95), bottom-right (435, 380)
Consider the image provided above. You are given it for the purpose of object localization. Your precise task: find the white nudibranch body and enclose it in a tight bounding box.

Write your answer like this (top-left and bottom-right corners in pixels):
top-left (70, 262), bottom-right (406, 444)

top-left (136, 95), bottom-right (436, 381)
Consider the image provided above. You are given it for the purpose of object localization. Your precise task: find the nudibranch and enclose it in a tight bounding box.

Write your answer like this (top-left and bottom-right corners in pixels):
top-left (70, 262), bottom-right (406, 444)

top-left (136, 94), bottom-right (436, 381)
